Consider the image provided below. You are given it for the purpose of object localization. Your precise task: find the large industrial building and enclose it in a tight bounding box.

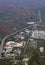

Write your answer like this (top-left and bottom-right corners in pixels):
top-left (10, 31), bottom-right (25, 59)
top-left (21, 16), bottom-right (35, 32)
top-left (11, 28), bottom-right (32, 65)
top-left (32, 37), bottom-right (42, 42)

top-left (31, 30), bottom-right (45, 39)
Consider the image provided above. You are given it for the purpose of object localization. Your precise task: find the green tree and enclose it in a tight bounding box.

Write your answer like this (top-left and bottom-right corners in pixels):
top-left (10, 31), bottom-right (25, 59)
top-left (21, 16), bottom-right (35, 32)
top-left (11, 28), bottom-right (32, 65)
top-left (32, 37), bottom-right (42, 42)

top-left (28, 49), bottom-right (41, 65)
top-left (0, 59), bottom-right (13, 65)
top-left (17, 61), bottom-right (25, 65)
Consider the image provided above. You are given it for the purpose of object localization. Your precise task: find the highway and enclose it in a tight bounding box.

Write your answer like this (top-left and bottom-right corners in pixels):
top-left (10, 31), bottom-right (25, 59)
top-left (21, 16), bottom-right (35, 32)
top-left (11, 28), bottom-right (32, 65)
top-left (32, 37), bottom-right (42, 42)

top-left (0, 24), bottom-right (34, 58)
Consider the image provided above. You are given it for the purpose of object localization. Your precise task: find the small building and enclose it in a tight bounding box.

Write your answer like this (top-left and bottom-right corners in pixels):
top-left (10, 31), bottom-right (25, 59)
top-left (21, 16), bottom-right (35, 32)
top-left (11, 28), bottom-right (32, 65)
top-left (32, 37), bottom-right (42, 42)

top-left (22, 58), bottom-right (29, 65)
top-left (6, 53), bottom-right (14, 57)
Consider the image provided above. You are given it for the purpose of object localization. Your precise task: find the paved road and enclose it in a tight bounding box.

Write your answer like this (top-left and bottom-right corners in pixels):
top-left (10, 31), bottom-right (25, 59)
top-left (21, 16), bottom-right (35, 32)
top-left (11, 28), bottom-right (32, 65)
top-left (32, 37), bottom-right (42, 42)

top-left (0, 46), bottom-right (1, 58)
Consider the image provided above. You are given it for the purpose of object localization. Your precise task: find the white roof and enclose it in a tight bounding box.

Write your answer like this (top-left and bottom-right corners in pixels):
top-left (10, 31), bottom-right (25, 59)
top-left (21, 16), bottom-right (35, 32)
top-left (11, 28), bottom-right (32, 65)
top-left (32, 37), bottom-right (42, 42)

top-left (39, 47), bottom-right (44, 52)
top-left (22, 58), bottom-right (29, 62)
top-left (15, 42), bottom-right (23, 47)
top-left (6, 41), bottom-right (15, 45)
top-left (27, 22), bottom-right (35, 24)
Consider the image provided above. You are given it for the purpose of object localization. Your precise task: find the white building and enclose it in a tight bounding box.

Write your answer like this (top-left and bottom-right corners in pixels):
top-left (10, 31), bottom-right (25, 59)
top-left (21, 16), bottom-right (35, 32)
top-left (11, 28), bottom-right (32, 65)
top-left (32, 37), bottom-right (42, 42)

top-left (4, 41), bottom-right (26, 54)
top-left (6, 46), bottom-right (13, 53)
top-left (6, 41), bottom-right (15, 46)
top-left (27, 22), bottom-right (35, 25)
top-left (5, 41), bottom-right (26, 48)
top-left (31, 30), bottom-right (45, 39)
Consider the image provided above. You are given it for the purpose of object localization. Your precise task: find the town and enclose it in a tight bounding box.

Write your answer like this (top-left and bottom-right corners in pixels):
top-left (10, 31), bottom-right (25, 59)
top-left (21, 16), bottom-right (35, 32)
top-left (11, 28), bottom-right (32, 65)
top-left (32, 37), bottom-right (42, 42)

top-left (0, 21), bottom-right (45, 65)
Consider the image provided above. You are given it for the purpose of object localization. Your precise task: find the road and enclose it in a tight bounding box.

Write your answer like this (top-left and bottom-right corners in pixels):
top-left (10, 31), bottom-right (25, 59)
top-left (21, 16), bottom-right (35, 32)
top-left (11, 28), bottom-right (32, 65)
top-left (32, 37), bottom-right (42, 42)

top-left (0, 46), bottom-right (1, 58)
